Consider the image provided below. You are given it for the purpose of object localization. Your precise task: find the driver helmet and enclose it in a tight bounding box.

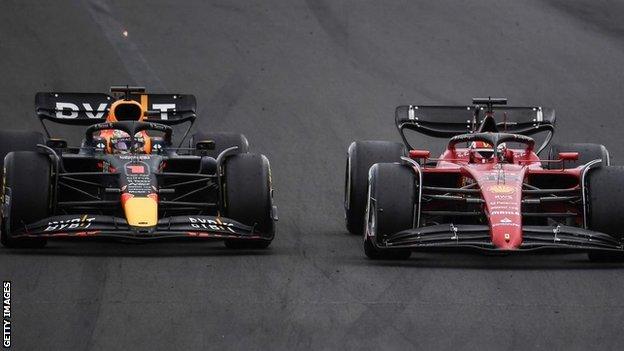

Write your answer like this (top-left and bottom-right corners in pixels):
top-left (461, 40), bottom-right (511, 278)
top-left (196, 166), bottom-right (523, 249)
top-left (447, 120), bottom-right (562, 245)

top-left (102, 99), bottom-right (151, 154)
top-left (109, 130), bottom-right (146, 154)
top-left (470, 141), bottom-right (494, 159)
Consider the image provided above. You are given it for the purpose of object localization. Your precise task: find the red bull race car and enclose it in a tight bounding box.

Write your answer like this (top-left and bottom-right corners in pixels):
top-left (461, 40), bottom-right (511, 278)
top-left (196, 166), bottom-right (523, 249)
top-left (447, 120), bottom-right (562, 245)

top-left (1, 86), bottom-right (276, 249)
top-left (345, 98), bottom-right (624, 261)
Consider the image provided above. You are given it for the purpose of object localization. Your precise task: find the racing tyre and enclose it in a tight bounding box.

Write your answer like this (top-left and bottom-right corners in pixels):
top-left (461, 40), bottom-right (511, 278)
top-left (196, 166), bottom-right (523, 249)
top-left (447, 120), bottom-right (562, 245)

top-left (545, 143), bottom-right (609, 168)
top-left (223, 153), bottom-right (274, 249)
top-left (1, 151), bottom-right (50, 248)
top-left (345, 141), bottom-right (406, 235)
top-left (190, 132), bottom-right (249, 158)
top-left (363, 163), bottom-right (414, 260)
top-left (586, 166), bottom-right (624, 261)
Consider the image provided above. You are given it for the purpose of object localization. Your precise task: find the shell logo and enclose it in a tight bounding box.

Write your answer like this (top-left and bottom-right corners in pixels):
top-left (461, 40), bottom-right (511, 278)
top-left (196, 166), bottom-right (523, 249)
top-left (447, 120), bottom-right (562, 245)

top-left (488, 185), bottom-right (515, 194)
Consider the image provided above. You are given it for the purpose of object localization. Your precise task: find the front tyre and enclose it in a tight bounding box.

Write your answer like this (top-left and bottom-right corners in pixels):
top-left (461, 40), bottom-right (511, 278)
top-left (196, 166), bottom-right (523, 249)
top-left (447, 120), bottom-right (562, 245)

top-left (345, 141), bottom-right (405, 235)
top-left (223, 153), bottom-right (274, 249)
top-left (586, 166), bottom-right (624, 261)
top-left (1, 151), bottom-right (50, 248)
top-left (363, 163), bottom-right (415, 260)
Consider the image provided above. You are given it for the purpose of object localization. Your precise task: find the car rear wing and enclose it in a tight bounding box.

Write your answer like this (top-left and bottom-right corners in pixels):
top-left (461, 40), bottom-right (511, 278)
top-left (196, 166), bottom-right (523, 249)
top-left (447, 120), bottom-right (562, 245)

top-left (395, 104), bottom-right (555, 151)
top-left (35, 90), bottom-right (197, 126)
top-left (395, 105), bottom-right (555, 138)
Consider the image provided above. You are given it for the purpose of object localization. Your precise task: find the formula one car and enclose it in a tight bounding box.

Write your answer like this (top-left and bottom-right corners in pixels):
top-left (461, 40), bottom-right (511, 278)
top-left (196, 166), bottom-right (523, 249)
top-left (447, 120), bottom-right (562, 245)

top-left (345, 98), bottom-right (624, 261)
top-left (1, 86), bottom-right (276, 249)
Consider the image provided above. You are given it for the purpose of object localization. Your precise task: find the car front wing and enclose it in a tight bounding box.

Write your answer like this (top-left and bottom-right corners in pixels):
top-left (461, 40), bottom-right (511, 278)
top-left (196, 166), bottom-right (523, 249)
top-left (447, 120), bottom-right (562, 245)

top-left (10, 214), bottom-right (271, 242)
top-left (373, 224), bottom-right (623, 253)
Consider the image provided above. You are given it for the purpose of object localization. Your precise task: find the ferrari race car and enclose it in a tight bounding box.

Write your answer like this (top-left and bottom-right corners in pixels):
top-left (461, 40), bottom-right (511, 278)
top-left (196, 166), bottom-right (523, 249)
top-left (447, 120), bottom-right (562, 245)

top-left (0, 86), bottom-right (276, 249)
top-left (345, 98), bottom-right (624, 261)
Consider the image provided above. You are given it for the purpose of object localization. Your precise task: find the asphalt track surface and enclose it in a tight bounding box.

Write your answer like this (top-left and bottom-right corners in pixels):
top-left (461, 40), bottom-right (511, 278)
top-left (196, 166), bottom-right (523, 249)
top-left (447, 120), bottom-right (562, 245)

top-left (1, 0), bottom-right (624, 350)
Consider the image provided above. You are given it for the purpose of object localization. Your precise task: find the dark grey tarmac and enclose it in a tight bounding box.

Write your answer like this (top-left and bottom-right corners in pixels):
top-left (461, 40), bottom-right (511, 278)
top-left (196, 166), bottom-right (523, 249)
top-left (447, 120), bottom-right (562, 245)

top-left (1, 0), bottom-right (624, 350)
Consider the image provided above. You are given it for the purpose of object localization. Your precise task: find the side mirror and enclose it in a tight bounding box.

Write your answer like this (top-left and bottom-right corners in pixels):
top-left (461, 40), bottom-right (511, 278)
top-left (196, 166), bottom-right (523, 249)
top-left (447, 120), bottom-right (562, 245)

top-left (196, 140), bottom-right (216, 151)
top-left (558, 152), bottom-right (579, 161)
top-left (46, 138), bottom-right (67, 149)
top-left (409, 149), bottom-right (431, 159)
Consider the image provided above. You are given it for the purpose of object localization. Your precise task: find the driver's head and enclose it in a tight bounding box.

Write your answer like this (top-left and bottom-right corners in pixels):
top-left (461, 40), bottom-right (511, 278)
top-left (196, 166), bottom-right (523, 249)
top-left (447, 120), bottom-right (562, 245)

top-left (101, 100), bottom-right (150, 154)
top-left (108, 130), bottom-right (146, 154)
top-left (471, 141), bottom-right (494, 159)
top-left (107, 100), bottom-right (145, 122)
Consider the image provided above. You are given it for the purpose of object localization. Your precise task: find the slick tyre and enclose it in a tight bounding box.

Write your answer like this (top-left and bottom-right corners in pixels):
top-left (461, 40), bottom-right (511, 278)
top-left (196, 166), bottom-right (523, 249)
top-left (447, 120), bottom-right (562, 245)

top-left (345, 141), bottom-right (405, 235)
top-left (190, 132), bottom-right (249, 158)
top-left (545, 143), bottom-right (609, 168)
top-left (223, 153), bottom-right (274, 249)
top-left (1, 151), bottom-right (50, 248)
top-left (586, 166), bottom-right (624, 261)
top-left (363, 163), bottom-right (414, 260)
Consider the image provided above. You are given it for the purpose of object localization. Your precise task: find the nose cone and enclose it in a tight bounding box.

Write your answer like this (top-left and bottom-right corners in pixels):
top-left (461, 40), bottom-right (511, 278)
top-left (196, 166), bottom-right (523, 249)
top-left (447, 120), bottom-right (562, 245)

top-left (480, 183), bottom-right (524, 250)
top-left (122, 194), bottom-right (158, 227)
top-left (458, 163), bottom-right (528, 251)
top-left (470, 167), bottom-right (527, 250)
top-left (491, 229), bottom-right (522, 249)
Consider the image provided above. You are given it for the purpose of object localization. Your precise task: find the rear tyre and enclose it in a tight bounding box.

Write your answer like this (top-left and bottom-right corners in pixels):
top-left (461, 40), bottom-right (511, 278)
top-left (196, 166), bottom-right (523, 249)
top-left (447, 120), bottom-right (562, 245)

top-left (586, 166), bottom-right (624, 262)
top-left (223, 153), bottom-right (274, 249)
top-left (345, 141), bottom-right (406, 235)
top-left (190, 132), bottom-right (249, 158)
top-left (545, 143), bottom-right (609, 168)
top-left (1, 151), bottom-right (50, 248)
top-left (363, 163), bottom-right (414, 260)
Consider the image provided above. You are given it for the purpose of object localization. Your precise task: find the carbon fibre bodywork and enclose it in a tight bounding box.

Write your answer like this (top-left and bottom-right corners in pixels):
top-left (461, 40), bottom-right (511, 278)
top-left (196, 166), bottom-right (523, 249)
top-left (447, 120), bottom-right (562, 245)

top-left (11, 214), bottom-right (268, 242)
top-left (373, 224), bottom-right (622, 253)
top-left (2, 88), bottom-right (276, 245)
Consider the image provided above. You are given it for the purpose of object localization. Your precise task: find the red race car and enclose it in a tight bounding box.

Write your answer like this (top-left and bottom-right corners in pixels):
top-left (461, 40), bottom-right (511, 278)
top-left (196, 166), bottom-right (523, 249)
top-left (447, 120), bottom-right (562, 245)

top-left (345, 98), bottom-right (623, 261)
